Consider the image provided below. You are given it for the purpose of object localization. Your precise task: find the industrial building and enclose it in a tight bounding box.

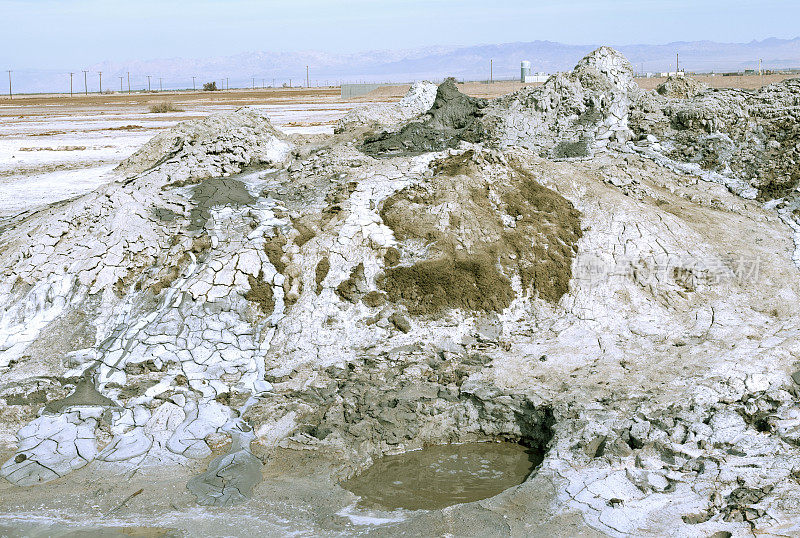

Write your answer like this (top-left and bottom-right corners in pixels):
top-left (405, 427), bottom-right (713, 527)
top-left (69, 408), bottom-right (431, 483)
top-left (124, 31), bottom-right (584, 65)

top-left (521, 61), bottom-right (548, 83)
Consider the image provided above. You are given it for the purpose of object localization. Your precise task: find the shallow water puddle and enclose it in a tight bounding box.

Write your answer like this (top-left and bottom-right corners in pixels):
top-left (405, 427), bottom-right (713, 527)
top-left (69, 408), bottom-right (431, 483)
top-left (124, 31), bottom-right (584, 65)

top-left (0, 524), bottom-right (182, 537)
top-left (342, 442), bottom-right (543, 510)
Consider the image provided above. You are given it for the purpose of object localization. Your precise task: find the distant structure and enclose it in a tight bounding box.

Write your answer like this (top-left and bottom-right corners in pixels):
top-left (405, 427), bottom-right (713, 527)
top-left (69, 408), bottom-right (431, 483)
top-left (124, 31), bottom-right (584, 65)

top-left (521, 61), bottom-right (531, 82)
top-left (521, 61), bottom-right (548, 83)
top-left (341, 83), bottom-right (394, 99)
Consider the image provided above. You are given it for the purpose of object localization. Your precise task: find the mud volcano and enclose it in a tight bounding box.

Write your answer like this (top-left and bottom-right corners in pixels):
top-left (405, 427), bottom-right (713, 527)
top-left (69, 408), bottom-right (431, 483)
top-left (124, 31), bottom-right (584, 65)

top-left (2, 48), bottom-right (800, 536)
top-left (342, 441), bottom-right (544, 510)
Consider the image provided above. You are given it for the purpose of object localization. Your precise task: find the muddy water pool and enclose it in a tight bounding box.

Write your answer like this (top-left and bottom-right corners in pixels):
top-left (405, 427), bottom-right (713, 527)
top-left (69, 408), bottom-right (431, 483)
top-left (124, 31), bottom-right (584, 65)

top-left (342, 441), bottom-right (543, 510)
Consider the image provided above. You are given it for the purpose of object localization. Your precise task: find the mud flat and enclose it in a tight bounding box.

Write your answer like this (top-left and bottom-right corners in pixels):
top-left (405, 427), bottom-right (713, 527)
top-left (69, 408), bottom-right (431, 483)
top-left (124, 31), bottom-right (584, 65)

top-left (1, 49), bottom-right (800, 536)
top-left (0, 88), bottom-right (362, 217)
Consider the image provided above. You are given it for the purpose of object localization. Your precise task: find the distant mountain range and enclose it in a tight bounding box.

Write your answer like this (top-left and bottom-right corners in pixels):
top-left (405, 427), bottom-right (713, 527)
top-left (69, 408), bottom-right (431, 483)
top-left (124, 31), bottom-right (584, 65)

top-left (9, 37), bottom-right (800, 94)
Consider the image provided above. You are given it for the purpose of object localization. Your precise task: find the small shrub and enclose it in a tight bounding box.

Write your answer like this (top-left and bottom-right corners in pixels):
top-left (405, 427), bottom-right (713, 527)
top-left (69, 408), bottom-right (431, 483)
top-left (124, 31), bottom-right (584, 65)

top-left (202, 81), bottom-right (218, 91)
top-left (149, 102), bottom-right (184, 113)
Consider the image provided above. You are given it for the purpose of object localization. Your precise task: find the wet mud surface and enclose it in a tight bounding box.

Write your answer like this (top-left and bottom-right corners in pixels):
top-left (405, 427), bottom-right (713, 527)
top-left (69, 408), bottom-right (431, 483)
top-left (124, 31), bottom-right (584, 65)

top-left (341, 441), bottom-right (543, 510)
top-left (361, 78), bottom-right (487, 156)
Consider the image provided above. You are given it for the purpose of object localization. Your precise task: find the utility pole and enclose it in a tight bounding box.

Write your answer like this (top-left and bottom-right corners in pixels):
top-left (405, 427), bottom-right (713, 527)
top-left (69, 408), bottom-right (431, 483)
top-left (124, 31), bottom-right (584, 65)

top-left (306, 65), bottom-right (309, 88)
top-left (676, 53), bottom-right (679, 76)
top-left (289, 78), bottom-right (292, 88)
top-left (158, 77), bottom-right (162, 92)
top-left (262, 78), bottom-right (264, 89)
top-left (146, 75), bottom-right (151, 92)
top-left (192, 76), bottom-right (196, 91)
top-left (272, 78), bottom-right (275, 87)
top-left (98, 71), bottom-right (102, 94)
top-left (759, 58), bottom-right (764, 87)
top-left (6, 70), bottom-right (11, 99)
top-left (127, 72), bottom-right (130, 94)
top-left (119, 76), bottom-right (123, 92)
top-left (490, 59), bottom-right (493, 84)
top-left (82, 70), bottom-right (88, 95)
top-left (252, 77), bottom-right (255, 89)
top-left (69, 72), bottom-right (74, 97)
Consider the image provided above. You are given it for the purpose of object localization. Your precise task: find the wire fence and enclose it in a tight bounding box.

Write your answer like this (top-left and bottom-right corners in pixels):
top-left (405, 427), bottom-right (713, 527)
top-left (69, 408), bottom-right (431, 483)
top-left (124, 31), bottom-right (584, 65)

top-left (4, 67), bottom-right (800, 97)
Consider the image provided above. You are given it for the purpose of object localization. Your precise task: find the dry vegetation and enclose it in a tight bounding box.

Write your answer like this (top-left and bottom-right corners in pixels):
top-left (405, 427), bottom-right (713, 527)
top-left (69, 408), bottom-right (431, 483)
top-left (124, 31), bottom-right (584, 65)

top-left (149, 102), bottom-right (185, 113)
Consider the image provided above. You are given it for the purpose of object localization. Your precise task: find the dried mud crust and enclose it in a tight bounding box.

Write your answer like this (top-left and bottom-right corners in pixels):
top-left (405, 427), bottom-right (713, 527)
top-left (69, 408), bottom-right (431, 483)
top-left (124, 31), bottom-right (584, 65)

top-left (361, 78), bottom-right (488, 156)
top-left (630, 77), bottom-right (800, 199)
top-left (248, 347), bottom-right (555, 472)
top-left (377, 150), bottom-right (582, 314)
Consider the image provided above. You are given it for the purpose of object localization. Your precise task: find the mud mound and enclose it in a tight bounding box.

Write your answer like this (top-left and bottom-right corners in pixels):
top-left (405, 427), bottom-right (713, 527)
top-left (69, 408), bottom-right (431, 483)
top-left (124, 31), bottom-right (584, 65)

top-left (630, 77), bottom-right (800, 198)
top-left (378, 149), bottom-right (581, 312)
top-left (477, 47), bottom-right (799, 198)
top-left (334, 81), bottom-right (437, 133)
top-left (481, 47), bottom-right (640, 157)
top-left (115, 107), bottom-right (291, 181)
top-left (361, 78), bottom-right (487, 156)
top-left (656, 76), bottom-right (709, 99)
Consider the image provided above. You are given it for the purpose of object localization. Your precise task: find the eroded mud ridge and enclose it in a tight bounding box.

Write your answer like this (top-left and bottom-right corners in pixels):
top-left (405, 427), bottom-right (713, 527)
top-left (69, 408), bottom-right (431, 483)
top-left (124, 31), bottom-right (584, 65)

top-left (2, 48), bottom-right (800, 536)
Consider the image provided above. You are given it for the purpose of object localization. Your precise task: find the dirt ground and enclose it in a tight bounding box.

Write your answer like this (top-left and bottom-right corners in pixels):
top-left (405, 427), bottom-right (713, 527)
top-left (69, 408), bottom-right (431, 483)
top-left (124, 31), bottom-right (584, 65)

top-left (2, 72), bottom-right (795, 116)
top-left (352, 73), bottom-right (798, 101)
top-left (0, 87), bottom-right (342, 111)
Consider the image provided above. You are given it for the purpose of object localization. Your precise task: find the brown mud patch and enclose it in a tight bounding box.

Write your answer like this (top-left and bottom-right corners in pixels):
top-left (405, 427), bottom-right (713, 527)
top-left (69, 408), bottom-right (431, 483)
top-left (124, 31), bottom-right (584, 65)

top-left (245, 271), bottom-right (275, 315)
top-left (315, 257), bottom-right (330, 294)
top-left (379, 255), bottom-right (514, 315)
top-left (378, 151), bottom-right (581, 312)
top-left (264, 234), bottom-right (287, 273)
top-left (336, 263), bottom-right (367, 303)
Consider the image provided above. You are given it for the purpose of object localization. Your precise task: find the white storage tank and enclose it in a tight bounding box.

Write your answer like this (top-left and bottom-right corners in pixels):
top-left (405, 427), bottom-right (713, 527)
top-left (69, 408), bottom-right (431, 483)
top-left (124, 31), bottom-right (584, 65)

top-left (521, 61), bottom-right (532, 82)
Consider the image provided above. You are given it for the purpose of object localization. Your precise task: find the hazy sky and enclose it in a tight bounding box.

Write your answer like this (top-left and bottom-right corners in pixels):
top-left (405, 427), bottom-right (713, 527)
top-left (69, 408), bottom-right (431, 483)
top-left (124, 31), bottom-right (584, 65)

top-left (1, 0), bottom-right (798, 69)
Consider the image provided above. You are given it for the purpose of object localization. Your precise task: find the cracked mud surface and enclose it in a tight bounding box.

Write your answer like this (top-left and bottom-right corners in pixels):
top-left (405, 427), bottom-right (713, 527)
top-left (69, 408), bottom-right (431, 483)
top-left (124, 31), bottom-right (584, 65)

top-left (1, 47), bottom-right (800, 536)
